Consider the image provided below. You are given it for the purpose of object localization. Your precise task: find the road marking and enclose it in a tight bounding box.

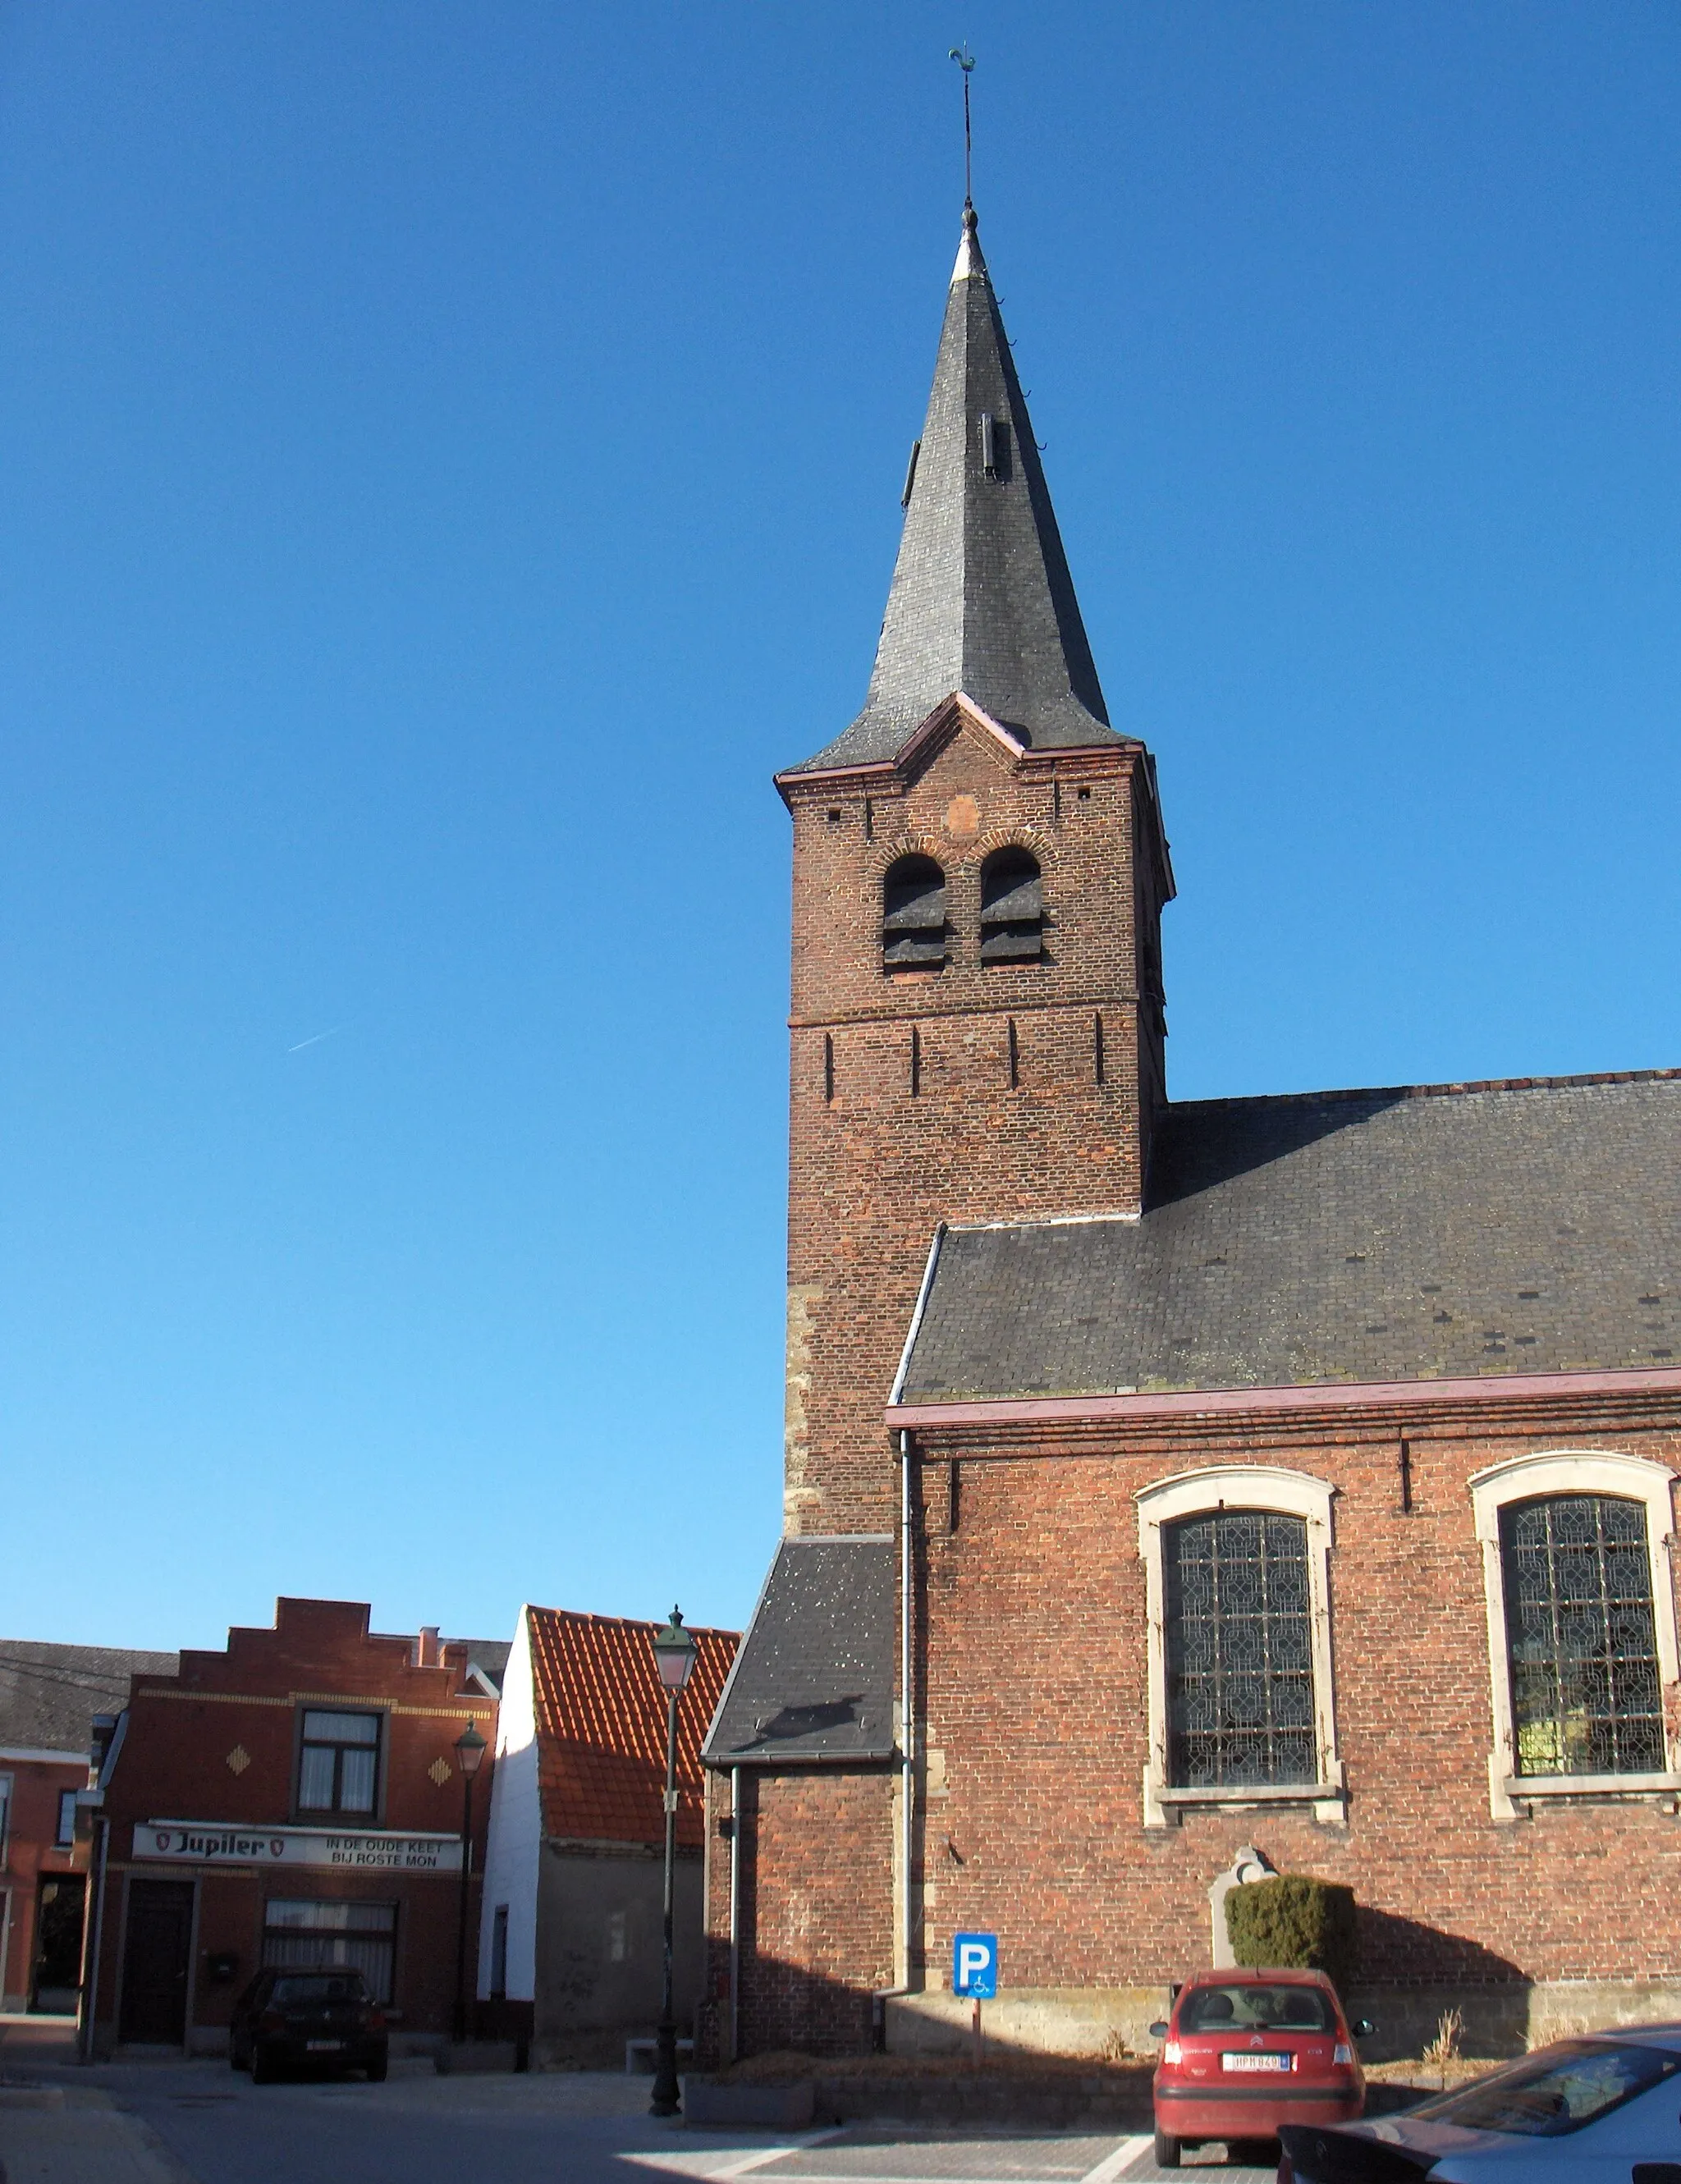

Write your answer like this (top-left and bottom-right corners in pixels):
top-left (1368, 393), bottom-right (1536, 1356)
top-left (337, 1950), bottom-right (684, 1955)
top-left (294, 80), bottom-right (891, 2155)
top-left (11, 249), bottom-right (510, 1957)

top-left (716, 2131), bottom-right (848, 2179)
top-left (622, 2126), bottom-right (847, 2181)
top-left (1077, 2140), bottom-right (1152, 2184)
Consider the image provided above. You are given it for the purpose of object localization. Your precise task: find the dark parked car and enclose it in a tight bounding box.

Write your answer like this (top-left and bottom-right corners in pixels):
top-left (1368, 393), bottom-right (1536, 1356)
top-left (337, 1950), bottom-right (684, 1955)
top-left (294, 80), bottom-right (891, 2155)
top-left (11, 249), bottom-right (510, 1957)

top-left (230, 1967), bottom-right (387, 2083)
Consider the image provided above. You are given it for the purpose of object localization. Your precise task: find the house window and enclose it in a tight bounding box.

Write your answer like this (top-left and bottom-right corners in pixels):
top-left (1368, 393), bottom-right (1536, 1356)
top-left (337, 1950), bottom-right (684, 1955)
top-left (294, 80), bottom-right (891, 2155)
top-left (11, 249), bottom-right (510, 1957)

top-left (1472, 1453), bottom-right (1680, 1818)
top-left (882, 855), bottom-right (947, 969)
top-left (978, 847), bottom-right (1043, 963)
top-left (296, 1711), bottom-right (381, 1815)
top-left (1137, 1466), bottom-right (1344, 1829)
top-left (263, 1898), bottom-right (396, 2004)
top-left (490, 1904), bottom-right (509, 1999)
top-left (1166, 1510), bottom-right (1316, 1790)
top-left (56, 1790), bottom-right (79, 1847)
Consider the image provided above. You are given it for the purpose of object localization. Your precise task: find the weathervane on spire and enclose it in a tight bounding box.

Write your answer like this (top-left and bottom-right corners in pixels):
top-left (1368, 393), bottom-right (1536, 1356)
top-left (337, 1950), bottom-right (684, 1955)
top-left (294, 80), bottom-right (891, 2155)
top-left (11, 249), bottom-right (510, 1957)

top-left (948, 43), bottom-right (975, 208)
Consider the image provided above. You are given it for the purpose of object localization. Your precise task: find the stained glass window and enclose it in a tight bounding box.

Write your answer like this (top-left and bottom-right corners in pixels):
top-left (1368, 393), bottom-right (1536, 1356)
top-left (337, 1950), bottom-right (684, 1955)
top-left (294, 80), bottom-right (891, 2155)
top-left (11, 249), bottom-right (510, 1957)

top-left (1165, 1510), bottom-right (1316, 1788)
top-left (1501, 1494), bottom-right (1665, 1778)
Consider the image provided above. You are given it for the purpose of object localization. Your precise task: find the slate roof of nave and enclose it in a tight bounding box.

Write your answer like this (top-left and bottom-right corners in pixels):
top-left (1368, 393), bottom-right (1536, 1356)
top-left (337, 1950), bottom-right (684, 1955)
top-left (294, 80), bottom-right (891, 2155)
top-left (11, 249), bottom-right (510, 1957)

top-left (897, 1071), bottom-right (1681, 1404)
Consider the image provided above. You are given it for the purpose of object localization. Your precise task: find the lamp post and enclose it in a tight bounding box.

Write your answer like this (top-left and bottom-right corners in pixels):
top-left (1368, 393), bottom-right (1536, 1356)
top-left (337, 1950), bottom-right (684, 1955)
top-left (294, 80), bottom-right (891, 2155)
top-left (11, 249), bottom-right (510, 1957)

top-left (451, 1720), bottom-right (488, 2045)
top-left (649, 1605), bottom-right (698, 2118)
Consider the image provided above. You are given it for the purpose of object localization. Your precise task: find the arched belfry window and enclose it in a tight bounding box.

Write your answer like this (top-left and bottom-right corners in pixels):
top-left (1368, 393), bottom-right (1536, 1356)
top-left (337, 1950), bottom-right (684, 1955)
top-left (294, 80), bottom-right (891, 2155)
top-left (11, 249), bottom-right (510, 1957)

top-left (979, 848), bottom-right (1043, 964)
top-left (882, 855), bottom-right (947, 970)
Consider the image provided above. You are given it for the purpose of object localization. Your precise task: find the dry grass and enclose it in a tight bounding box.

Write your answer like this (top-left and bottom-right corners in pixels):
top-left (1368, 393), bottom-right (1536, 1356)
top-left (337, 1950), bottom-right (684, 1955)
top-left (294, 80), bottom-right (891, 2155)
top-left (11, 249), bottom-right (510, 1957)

top-left (1421, 2007), bottom-right (1465, 2090)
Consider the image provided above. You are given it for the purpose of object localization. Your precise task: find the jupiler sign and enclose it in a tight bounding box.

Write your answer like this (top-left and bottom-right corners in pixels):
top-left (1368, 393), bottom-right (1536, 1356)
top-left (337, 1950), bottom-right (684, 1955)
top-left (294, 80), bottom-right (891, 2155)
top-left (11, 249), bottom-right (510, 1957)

top-left (135, 1820), bottom-right (462, 1872)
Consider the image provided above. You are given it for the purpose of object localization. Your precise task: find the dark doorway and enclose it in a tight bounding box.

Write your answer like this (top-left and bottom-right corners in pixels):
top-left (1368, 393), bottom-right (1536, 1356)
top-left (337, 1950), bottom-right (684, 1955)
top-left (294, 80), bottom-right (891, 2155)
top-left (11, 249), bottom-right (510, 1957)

top-left (119, 1879), bottom-right (195, 2044)
top-left (31, 1875), bottom-right (86, 2012)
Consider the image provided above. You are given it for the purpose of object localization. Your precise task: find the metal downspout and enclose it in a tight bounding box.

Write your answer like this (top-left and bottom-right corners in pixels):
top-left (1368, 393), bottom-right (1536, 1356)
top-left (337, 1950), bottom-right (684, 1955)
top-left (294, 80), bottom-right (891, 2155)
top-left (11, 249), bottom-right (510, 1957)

top-left (900, 1426), bottom-right (916, 1991)
top-left (729, 1765), bottom-right (742, 2063)
top-left (80, 1814), bottom-right (110, 2063)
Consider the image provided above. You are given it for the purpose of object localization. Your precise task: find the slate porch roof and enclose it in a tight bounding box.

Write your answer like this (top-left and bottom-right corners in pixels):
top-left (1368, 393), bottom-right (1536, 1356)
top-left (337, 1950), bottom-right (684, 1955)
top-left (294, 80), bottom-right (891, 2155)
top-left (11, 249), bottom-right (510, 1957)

top-left (525, 1607), bottom-right (736, 1849)
top-left (896, 1071), bottom-right (1680, 1404)
top-left (702, 1537), bottom-right (897, 1768)
top-left (0, 1641), bottom-right (180, 1756)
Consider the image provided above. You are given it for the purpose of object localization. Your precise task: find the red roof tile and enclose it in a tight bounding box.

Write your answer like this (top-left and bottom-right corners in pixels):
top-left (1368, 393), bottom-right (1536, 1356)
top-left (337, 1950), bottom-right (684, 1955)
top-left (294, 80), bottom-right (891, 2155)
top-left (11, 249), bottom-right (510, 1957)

top-left (525, 1607), bottom-right (737, 1850)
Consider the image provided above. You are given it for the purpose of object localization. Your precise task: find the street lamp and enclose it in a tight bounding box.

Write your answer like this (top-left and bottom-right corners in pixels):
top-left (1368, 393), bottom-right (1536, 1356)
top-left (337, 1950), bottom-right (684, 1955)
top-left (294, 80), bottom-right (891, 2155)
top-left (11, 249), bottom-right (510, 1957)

top-left (649, 1605), bottom-right (698, 2118)
top-left (452, 1720), bottom-right (488, 2045)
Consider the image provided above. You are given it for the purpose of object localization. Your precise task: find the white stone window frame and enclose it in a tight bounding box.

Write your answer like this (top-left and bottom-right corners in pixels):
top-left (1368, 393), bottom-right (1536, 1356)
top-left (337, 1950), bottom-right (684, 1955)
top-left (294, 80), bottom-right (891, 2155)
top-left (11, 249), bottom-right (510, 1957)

top-left (1137, 1465), bottom-right (1345, 1831)
top-left (1470, 1450), bottom-right (1681, 1822)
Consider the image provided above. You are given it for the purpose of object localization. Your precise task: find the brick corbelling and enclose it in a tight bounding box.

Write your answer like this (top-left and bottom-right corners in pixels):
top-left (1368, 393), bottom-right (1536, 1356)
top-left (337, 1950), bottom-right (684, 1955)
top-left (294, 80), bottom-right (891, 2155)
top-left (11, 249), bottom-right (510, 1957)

top-left (897, 1383), bottom-right (1681, 1462)
top-left (910, 1431), bottom-right (1681, 1990)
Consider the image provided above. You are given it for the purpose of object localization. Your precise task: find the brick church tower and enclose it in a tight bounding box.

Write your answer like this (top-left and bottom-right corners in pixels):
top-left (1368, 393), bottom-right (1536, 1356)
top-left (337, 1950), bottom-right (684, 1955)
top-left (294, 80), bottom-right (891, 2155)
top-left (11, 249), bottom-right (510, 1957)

top-left (775, 208), bottom-right (1174, 1536)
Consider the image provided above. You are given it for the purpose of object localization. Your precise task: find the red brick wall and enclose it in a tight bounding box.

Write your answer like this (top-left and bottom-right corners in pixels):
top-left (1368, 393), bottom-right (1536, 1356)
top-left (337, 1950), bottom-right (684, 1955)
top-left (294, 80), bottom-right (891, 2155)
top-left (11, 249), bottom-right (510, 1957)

top-left (783, 717), bottom-right (1170, 1535)
top-left (92, 1599), bottom-right (495, 2046)
top-left (717, 1768), bottom-right (895, 2058)
top-left (911, 1408), bottom-right (1681, 1993)
top-left (1, 1758), bottom-right (89, 2005)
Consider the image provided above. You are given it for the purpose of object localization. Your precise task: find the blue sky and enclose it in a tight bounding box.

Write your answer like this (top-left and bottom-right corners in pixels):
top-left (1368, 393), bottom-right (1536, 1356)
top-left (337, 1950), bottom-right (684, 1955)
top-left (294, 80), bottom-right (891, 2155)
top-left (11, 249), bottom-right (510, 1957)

top-left (2, 4), bottom-right (1678, 1652)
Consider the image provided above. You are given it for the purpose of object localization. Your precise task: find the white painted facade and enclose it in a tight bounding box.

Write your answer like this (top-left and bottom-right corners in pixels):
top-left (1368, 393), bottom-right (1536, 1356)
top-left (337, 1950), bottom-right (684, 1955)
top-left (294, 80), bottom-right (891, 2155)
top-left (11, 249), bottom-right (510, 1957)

top-left (476, 1605), bottom-right (540, 2003)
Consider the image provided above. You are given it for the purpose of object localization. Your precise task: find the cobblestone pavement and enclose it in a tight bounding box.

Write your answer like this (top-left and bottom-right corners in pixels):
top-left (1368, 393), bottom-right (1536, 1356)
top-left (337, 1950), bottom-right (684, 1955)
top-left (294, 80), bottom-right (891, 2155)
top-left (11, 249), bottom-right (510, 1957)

top-left (0, 2060), bottom-right (1282, 2184)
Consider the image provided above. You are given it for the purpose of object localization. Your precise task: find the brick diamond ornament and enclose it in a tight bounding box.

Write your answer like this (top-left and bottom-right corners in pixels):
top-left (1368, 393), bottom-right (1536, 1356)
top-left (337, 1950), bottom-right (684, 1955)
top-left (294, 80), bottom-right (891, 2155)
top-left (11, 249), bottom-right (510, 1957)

top-left (226, 1745), bottom-right (251, 1776)
top-left (428, 1757), bottom-right (452, 1786)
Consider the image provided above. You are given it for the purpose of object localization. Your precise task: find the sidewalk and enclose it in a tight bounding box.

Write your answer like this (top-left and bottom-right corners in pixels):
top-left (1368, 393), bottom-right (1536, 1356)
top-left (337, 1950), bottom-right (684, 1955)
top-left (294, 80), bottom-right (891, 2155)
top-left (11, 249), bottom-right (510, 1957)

top-left (0, 2086), bottom-right (195, 2184)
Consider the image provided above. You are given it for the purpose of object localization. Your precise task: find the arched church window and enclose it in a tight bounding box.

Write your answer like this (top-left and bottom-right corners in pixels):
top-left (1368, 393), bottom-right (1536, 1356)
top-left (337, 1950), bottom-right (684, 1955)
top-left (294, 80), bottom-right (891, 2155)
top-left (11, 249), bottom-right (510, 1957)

top-left (1500, 1494), bottom-right (1664, 1779)
top-left (1136, 1464), bottom-right (1344, 1829)
top-left (882, 856), bottom-right (947, 970)
top-left (1165, 1509), bottom-right (1316, 1791)
top-left (979, 848), bottom-right (1043, 964)
top-left (1468, 1450), bottom-right (1680, 1820)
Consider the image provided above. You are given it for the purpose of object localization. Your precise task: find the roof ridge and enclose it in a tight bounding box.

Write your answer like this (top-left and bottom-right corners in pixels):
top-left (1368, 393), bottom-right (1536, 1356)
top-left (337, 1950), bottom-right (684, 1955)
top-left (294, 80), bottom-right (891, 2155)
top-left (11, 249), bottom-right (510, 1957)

top-left (1170, 1067), bottom-right (1681, 1115)
top-left (526, 1604), bottom-right (735, 1638)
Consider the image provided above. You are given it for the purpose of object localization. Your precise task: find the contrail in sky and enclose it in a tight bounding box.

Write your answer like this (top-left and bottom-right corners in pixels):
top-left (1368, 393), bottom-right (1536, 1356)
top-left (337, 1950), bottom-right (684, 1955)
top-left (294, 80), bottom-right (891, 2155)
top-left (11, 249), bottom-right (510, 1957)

top-left (286, 1028), bottom-right (343, 1054)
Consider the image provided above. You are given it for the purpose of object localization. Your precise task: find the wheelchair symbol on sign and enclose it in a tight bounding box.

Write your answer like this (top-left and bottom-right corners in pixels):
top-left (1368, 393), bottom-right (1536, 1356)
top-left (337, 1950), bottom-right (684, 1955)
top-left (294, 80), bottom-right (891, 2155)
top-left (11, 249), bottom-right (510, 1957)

top-left (952, 1932), bottom-right (997, 1999)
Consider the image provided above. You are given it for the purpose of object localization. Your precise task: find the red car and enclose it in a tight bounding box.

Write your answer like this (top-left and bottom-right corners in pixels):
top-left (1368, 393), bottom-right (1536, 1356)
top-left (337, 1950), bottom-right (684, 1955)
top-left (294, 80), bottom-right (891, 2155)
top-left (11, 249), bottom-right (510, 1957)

top-left (1149, 1967), bottom-right (1370, 2168)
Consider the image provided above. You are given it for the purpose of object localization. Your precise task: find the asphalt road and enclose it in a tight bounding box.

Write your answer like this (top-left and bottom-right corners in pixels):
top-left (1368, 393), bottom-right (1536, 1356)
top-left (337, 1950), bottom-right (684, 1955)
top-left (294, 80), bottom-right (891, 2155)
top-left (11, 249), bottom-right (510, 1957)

top-left (34, 2060), bottom-right (1281, 2184)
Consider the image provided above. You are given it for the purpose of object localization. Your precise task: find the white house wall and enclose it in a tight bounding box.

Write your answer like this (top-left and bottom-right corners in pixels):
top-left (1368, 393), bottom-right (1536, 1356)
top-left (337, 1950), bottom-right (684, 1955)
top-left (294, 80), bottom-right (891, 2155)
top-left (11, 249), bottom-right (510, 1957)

top-left (477, 1605), bottom-right (540, 2003)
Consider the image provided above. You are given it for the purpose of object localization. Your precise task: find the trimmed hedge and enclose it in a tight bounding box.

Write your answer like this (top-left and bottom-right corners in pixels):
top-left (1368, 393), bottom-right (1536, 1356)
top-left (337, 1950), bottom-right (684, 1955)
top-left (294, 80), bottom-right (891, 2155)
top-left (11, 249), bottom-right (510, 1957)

top-left (1225, 1875), bottom-right (1358, 1994)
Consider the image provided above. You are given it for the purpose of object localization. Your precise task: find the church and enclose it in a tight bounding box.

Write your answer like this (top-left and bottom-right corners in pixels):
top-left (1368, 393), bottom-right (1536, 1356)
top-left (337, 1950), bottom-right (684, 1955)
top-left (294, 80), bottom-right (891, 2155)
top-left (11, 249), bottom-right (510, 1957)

top-left (698, 203), bottom-right (1681, 2066)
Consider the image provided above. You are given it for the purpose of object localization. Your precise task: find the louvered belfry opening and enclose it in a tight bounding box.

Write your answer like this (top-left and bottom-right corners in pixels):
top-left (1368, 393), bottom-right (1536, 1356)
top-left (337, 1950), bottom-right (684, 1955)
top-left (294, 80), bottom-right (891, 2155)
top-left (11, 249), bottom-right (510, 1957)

top-left (882, 854), bottom-right (948, 970)
top-left (979, 846), bottom-right (1043, 964)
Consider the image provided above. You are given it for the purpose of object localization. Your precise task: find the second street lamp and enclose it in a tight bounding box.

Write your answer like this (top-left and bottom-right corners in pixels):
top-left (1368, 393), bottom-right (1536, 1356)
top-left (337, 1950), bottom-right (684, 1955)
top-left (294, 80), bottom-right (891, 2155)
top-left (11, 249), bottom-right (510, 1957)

top-left (648, 1606), bottom-right (698, 2118)
top-left (451, 1719), bottom-right (488, 2045)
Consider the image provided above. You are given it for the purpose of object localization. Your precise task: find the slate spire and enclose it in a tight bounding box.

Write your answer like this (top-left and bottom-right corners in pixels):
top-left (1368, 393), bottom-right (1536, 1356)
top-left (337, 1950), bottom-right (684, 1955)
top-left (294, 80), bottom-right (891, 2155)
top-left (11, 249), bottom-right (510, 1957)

top-left (790, 207), bottom-right (1120, 773)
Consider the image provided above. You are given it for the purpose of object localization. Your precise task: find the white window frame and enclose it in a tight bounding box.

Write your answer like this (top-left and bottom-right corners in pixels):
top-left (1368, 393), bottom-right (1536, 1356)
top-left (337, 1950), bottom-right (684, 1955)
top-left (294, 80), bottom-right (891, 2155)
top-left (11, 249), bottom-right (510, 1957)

top-left (1470, 1450), bottom-right (1681, 1821)
top-left (1137, 1465), bottom-right (1345, 1830)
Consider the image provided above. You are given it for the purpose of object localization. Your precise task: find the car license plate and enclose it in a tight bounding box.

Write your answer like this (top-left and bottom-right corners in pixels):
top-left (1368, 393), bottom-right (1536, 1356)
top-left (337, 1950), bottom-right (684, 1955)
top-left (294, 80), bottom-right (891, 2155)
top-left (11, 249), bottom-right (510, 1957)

top-left (1223, 2051), bottom-right (1291, 2072)
top-left (306, 2040), bottom-right (344, 2051)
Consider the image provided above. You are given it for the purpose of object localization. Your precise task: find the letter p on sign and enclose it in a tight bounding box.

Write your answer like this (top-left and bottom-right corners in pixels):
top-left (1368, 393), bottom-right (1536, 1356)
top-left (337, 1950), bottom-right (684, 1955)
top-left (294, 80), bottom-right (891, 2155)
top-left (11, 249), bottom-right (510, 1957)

top-left (952, 1931), bottom-right (997, 1999)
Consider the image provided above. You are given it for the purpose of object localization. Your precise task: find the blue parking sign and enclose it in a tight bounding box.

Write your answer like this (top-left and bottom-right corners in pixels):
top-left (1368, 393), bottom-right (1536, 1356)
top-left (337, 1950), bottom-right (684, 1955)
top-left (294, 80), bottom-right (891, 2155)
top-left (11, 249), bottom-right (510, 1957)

top-left (952, 1931), bottom-right (997, 1999)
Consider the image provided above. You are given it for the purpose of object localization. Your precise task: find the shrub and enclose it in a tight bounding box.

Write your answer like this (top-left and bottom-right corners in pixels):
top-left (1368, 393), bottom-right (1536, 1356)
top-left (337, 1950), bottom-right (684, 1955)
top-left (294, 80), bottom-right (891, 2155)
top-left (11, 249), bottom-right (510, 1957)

top-left (1225, 1875), bottom-right (1358, 1994)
